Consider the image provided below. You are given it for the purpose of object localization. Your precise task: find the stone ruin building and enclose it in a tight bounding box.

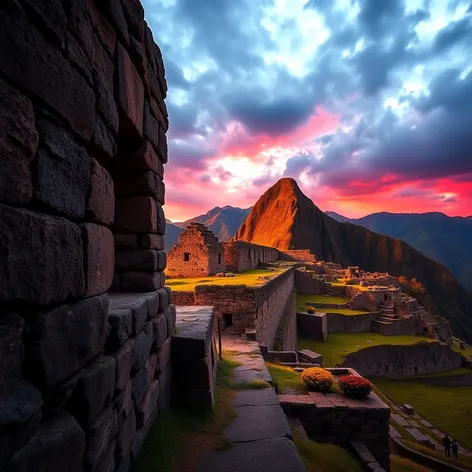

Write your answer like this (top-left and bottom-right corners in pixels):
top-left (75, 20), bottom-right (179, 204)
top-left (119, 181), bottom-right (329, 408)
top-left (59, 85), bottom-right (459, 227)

top-left (166, 222), bottom-right (225, 277)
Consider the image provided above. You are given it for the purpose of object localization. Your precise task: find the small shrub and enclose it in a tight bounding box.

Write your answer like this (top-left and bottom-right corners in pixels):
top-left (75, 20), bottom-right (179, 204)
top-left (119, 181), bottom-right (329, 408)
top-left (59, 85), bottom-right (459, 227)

top-left (307, 307), bottom-right (315, 314)
top-left (300, 367), bottom-right (334, 392)
top-left (338, 375), bottom-right (372, 399)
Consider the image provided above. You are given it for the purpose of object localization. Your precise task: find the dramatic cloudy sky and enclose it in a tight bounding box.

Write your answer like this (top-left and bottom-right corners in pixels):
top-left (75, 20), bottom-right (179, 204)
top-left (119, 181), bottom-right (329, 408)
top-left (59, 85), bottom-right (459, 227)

top-left (142, 0), bottom-right (472, 221)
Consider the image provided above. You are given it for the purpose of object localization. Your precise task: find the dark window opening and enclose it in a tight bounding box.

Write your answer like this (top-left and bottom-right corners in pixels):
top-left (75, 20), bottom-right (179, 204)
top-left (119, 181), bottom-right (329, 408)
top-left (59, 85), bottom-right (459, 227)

top-left (223, 313), bottom-right (233, 327)
top-left (384, 294), bottom-right (389, 300)
top-left (218, 253), bottom-right (221, 264)
top-left (184, 252), bottom-right (190, 261)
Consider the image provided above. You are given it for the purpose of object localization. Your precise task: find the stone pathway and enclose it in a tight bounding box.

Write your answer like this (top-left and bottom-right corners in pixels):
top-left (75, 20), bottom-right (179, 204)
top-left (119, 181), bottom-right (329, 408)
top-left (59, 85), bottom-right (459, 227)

top-left (195, 334), bottom-right (306, 472)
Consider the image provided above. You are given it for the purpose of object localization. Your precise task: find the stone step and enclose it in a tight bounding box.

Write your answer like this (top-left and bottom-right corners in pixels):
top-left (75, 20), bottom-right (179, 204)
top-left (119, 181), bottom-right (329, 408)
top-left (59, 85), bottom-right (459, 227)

top-left (245, 329), bottom-right (257, 341)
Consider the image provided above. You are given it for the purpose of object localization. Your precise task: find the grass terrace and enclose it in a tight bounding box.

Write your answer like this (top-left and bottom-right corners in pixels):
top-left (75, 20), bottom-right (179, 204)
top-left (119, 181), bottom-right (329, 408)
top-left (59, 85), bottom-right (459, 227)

top-left (452, 336), bottom-right (472, 361)
top-left (373, 378), bottom-right (472, 449)
top-left (296, 295), bottom-right (370, 315)
top-left (166, 267), bottom-right (287, 291)
top-left (298, 333), bottom-right (434, 367)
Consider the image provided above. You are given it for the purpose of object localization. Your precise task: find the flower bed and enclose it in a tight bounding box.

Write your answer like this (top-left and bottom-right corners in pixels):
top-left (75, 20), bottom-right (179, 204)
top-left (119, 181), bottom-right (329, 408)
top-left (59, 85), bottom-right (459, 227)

top-left (301, 367), bottom-right (334, 392)
top-left (338, 375), bottom-right (372, 399)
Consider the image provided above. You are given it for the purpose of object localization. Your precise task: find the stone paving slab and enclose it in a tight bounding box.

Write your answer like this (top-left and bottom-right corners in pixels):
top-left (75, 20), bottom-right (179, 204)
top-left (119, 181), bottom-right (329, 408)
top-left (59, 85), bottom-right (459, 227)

top-left (224, 404), bottom-right (292, 442)
top-left (390, 425), bottom-right (402, 438)
top-left (233, 366), bottom-right (272, 383)
top-left (406, 428), bottom-right (429, 443)
top-left (194, 437), bottom-right (306, 472)
top-left (420, 419), bottom-right (433, 428)
top-left (391, 413), bottom-right (410, 427)
top-left (409, 420), bottom-right (420, 427)
top-left (233, 388), bottom-right (279, 407)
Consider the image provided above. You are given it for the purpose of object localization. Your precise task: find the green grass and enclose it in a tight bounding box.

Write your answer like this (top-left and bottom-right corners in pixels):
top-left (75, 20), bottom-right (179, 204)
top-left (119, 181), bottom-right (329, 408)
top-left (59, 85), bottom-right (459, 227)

top-left (310, 307), bottom-right (371, 315)
top-left (452, 337), bottom-right (472, 361)
top-left (296, 294), bottom-right (349, 310)
top-left (396, 367), bottom-right (472, 379)
top-left (267, 362), bottom-right (307, 394)
top-left (402, 440), bottom-right (472, 471)
top-left (166, 267), bottom-right (287, 291)
top-left (293, 433), bottom-right (363, 472)
top-left (372, 378), bottom-right (472, 449)
top-left (391, 454), bottom-right (432, 472)
top-left (298, 333), bottom-right (433, 367)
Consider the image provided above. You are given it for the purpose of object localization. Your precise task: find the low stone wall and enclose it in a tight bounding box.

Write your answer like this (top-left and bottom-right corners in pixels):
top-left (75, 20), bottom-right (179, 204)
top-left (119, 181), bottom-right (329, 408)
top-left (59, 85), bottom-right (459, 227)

top-left (342, 342), bottom-right (462, 376)
top-left (223, 241), bottom-right (279, 273)
top-left (294, 270), bottom-right (327, 295)
top-left (297, 312), bottom-right (328, 341)
top-left (373, 316), bottom-right (418, 336)
top-left (326, 312), bottom-right (377, 333)
top-left (278, 250), bottom-right (316, 263)
top-left (279, 368), bottom-right (390, 470)
top-left (326, 284), bottom-right (350, 297)
top-left (171, 290), bottom-right (195, 306)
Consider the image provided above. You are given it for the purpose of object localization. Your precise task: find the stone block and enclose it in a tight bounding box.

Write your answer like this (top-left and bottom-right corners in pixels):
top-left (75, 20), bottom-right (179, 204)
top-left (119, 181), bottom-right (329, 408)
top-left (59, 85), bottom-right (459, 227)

top-left (120, 0), bottom-right (145, 41)
top-left (114, 233), bottom-right (139, 251)
top-left (115, 408), bottom-right (136, 462)
top-left (27, 295), bottom-right (108, 388)
top-left (86, 115), bottom-right (117, 163)
top-left (97, 0), bottom-right (128, 45)
top-left (114, 453), bottom-right (130, 472)
top-left (0, 77), bottom-right (38, 205)
top-left (158, 363), bottom-right (173, 411)
top-left (121, 271), bottom-right (165, 292)
top-left (132, 365), bottom-right (150, 407)
top-left (136, 380), bottom-right (160, 429)
top-left (132, 331), bottom-right (153, 371)
top-left (158, 288), bottom-right (170, 312)
top-left (128, 35), bottom-right (147, 83)
top-left (157, 125), bottom-right (168, 164)
top-left (143, 101), bottom-right (159, 152)
top-left (85, 405), bottom-right (118, 471)
top-left (157, 202), bottom-right (166, 235)
top-left (113, 340), bottom-right (134, 391)
top-left (152, 313), bottom-right (168, 349)
top-left (146, 291), bottom-right (161, 318)
top-left (114, 196), bottom-right (158, 233)
top-left (41, 372), bottom-right (79, 416)
top-left (69, 356), bottom-right (116, 427)
top-left (115, 249), bottom-right (159, 273)
top-left (0, 314), bottom-right (25, 388)
top-left (150, 95), bottom-right (168, 132)
top-left (34, 115), bottom-right (90, 219)
top-left (107, 307), bottom-right (132, 350)
top-left (92, 440), bottom-right (115, 472)
top-left (86, 158), bottom-right (114, 226)
top-left (108, 293), bottom-right (150, 335)
top-left (113, 379), bottom-right (133, 420)
top-left (145, 354), bottom-right (157, 383)
top-left (141, 233), bottom-right (164, 250)
top-left (4, 412), bottom-right (84, 472)
top-left (111, 141), bottom-right (163, 177)
top-left (0, 9), bottom-right (95, 140)
top-left (94, 70), bottom-right (119, 134)
top-left (82, 224), bottom-right (115, 297)
top-left (164, 305), bottom-right (177, 336)
top-left (65, 30), bottom-right (94, 85)
top-left (130, 403), bottom-right (158, 462)
top-left (113, 171), bottom-right (165, 204)
top-left (115, 42), bottom-right (144, 137)
top-left (156, 338), bottom-right (172, 375)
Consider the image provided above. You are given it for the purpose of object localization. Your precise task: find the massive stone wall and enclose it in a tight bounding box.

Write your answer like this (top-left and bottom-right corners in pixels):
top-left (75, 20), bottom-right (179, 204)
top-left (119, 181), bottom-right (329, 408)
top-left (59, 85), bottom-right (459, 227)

top-left (341, 342), bottom-right (462, 376)
top-left (0, 2), bottom-right (172, 471)
top-left (223, 240), bottom-right (279, 272)
top-left (166, 223), bottom-right (225, 277)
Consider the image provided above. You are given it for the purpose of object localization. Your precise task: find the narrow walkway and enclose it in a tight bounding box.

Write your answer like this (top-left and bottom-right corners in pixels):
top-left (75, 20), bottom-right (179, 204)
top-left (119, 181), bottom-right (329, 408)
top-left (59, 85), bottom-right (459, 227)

top-left (195, 334), bottom-right (306, 472)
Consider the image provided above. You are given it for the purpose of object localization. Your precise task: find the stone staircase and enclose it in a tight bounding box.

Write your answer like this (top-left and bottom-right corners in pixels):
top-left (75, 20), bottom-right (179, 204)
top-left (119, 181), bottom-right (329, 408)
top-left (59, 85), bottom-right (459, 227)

top-left (372, 300), bottom-right (401, 333)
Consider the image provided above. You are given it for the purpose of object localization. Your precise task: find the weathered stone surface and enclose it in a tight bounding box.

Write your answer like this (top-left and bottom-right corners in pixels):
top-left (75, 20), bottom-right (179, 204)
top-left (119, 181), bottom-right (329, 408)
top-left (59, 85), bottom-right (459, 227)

top-left (145, 291), bottom-right (160, 318)
top-left (116, 249), bottom-right (159, 273)
top-left (0, 314), bottom-right (25, 388)
top-left (158, 288), bottom-right (170, 312)
top-left (94, 70), bottom-right (119, 134)
top-left (65, 30), bottom-right (94, 85)
top-left (97, 0), bottom-right (129, 45)
top-left (164, 305), bottom-right (177, 337)
top-left (34, 115), bottom-right (90, 218)
top-left (114, 233), bottom-right (139, 251)
top-left (116, 408), bottom-right (135, 462)
top-left (5, 412), bottom-right (85, 472)
top-left (150, 95), bottom-right (169, 133)
top-left (120, 0), bottom-right (145, 41)
top-left (157, 201), bottom-right (166, 235)
top-left (132, 331), bottom-right (153, 371)
top-left (152, 313), bottom-right (168, 349)
top-left (121, 271), bottom-right (164, 292)
top-left (20, 0), bottom-right (66, 45)
top-left (0, 205), bottom-right (84, 305)
top-left (140, 233), bottom-right (164, 250)
top-left (115, 453), bottom-right (130, 472)
top-left (0, 77), bottom-right (38, 205)
top-left (86, 158), bottom-right (114, 226)
top-left (27, 295), bottom-right (108, 388)
top-left (114, 196), bottom-right (157, 233)
top-left (92, 440), bottom-right (115, 472)
top-left (233, 389), bottom-right (279, 407)
top-left (113, 171), bottom-right (165, 204)
top-left (132, 365), bottom-right (150, 407)
top-left (143, 101), bottom-right (159, 151)
top-left (145, 354), bottom-right (157, 383)
top-left (158, 363), bottom-right (173, 411)
top-left (113, 379), bottom-right (133, 420)
top-left (41, 372), bottom-right (79, 416)
top-left (130, 402), bottom-right (158, 462)
top-left (82, 224), bottom-right (115, 297)
top-left (0, 379), bottom-right (43, 428)
top-left (0, 9), bottom-right (95, 140)
top-left (84, 405), bottom-right (118, 471)
top-left (108, 293), bottom-right (153, 335)
top-left (195, 437), bottom-right (305, 472)
top-left (86, 114), bottom-right (117, 163)
top-left (113, 339), bottom-right (134, 391)
top-left (69, 356), bottom-right (116, 427)
top-left (115, 42), bottom-right (144, 137)
top-left (136, 380), bottom-right (159, 429)
top-left (157, 125), bottom-right (168, 163)
top-left (107, 307), bottom-right (132, 350)
top-left (156, 337), bottom-right (172, 375)
top-left (112, 141), bottom-right (164, 177)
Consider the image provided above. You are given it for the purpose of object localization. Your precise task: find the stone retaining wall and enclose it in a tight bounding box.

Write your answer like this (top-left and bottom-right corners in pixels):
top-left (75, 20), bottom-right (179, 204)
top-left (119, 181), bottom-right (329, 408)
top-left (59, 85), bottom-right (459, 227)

top-left (326, 312), bottom-right (377, 333)
top-left (223, 241), bottom-right (279, 273)
top-left (0, 2), bottom-right (171, 470)
top-left (294, 270), bottom-right (327, 295)
top-left (297, 312), bottom-right (328, 341)
top-left (373, 316), bottom-right (418, 336)
top-left (171, 290), bottom-right (195, 306)
top-left (342, 342), bottom-right (461, 376)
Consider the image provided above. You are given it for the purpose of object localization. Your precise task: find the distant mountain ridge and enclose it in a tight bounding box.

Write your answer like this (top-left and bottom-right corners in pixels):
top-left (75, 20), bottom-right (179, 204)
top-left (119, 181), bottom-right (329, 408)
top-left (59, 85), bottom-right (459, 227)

top-left (233, 178), bottom-right (472, 342)
top-left (164, 205), bottom-right (251, 251)
top-left (326, 211), bottom-right (472, 292)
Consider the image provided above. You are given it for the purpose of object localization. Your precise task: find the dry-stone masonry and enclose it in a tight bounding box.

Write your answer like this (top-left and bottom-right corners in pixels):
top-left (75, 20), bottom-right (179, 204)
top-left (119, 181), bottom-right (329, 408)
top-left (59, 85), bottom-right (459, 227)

top-left (223, 240), bottom-right (279, 272)
top-left (0, 2), bottom-right (173, 471)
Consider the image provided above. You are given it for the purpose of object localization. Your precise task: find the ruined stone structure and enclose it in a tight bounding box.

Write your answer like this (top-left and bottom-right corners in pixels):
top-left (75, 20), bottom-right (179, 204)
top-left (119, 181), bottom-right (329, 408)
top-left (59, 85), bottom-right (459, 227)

top-left (166, 223), bottom-right (225, 277)
top-left (278, 249), bottom-right (317, 263)
top-left (223, 240), bottom-right (279, 273)
top-left (0, 2), bottom-right (175, 471)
